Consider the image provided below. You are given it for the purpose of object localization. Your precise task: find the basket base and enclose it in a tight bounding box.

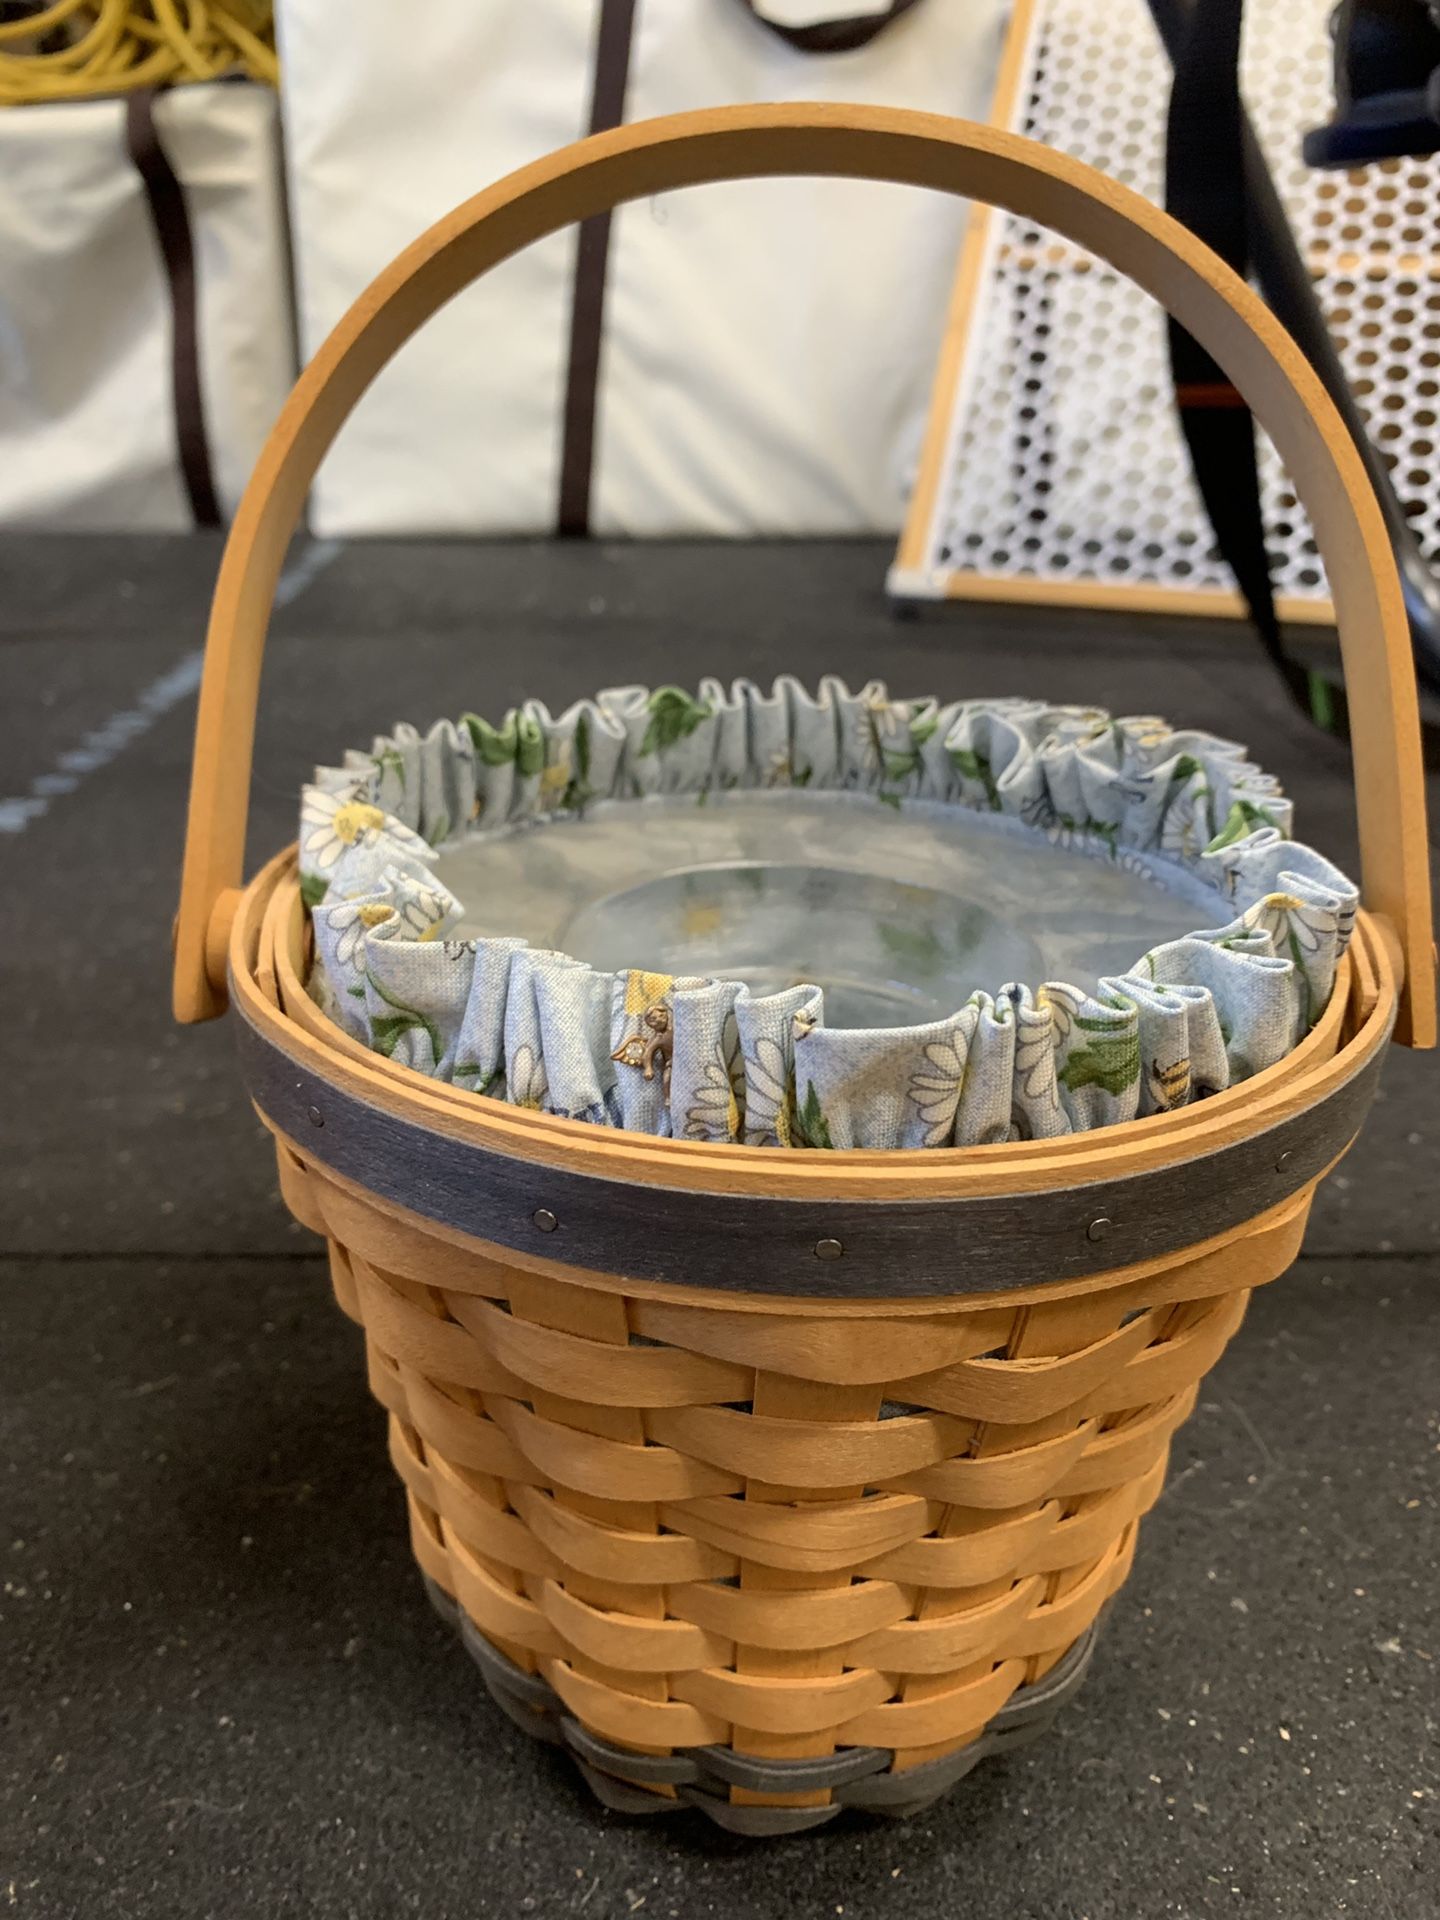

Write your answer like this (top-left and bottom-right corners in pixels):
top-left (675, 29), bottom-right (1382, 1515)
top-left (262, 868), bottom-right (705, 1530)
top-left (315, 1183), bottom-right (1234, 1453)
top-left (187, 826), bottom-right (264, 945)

top-left (423, 1576), bottom-right (1108, 1835)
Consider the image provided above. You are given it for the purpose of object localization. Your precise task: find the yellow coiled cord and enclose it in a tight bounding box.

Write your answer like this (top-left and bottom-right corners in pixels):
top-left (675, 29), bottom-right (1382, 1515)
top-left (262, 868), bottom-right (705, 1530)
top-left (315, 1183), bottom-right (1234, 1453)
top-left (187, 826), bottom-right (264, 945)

top-left (0, 0), bottom-right (277, 105)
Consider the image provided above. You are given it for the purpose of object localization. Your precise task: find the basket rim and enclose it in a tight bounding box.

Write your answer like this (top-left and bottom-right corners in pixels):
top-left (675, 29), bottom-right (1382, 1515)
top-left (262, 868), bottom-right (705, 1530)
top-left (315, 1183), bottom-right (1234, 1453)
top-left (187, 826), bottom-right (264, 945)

top-left (285, 1137), bottom-right (1317, 1312)
top-left (235, 847), bottom-right (1395, 1209)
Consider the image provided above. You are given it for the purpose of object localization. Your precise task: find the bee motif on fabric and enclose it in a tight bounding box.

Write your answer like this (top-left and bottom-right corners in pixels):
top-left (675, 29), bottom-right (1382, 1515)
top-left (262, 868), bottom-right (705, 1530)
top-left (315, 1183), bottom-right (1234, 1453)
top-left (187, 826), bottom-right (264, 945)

top-left (1146, 1057), bottom-right (1191, 1110)
top-left (612, 1004), bottom-right (674, 1097)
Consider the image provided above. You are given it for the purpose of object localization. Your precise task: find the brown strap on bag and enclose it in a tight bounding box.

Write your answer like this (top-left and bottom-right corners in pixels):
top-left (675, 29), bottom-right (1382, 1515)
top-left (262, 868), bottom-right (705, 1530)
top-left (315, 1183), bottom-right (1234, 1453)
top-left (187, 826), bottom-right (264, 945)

top-left (557, 0), bottom-right (639, 536)
top-left (125, 88), bottom-right (221, 529)
top-left (556, 0), bottom-right (924, 534)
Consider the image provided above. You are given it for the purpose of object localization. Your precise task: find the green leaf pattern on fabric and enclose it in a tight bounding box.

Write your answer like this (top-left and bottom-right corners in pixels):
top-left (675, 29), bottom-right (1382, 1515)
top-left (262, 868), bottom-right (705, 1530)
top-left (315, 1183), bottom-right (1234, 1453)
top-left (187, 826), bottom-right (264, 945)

top-left (1055, 813), bottom-right (1120, 859)
top-left (793, 1081), bottom-right (835, 1150)
top-left (363, 970), bottom-right (442, 1069)
top-left (948, 746), bottom-right (1002, 810)
top-left (1206, 797), bottom-right (1279, 852)
top-left (639, 686), bottom-right (713, 757)
top-left (909, 710), bottom-right (939, 750)
top-left (379, 746), bottom-right (406, 787)
top-left (1058, 1015), bottom-right (1142, 1096)
top-left (560, 710), bottom-right (594, 814)
top-left (515, 713), bottom-right (545, 780)
top-left (465, 712), bottom-right (520, 768)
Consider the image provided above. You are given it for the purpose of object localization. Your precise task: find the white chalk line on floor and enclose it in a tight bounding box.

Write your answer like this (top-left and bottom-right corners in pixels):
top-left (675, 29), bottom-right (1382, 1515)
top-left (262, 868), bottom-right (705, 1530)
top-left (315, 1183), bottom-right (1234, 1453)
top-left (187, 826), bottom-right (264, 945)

top-left (0, 540), bottom-right (342, 837)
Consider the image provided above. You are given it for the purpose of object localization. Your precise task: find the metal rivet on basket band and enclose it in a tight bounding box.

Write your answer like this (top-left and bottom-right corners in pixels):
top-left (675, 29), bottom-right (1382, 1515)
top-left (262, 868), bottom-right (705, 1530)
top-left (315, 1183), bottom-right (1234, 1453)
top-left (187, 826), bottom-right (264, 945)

top-left (531, 1207), bottom-right (559, 1233)
top-left (236, 1000), bottom-right (1390, 1299)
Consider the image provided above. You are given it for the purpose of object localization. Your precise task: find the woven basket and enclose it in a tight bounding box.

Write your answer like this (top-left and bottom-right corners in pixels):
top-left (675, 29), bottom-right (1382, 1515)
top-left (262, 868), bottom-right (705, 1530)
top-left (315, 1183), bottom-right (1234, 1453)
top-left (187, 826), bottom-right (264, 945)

top-left (174, 107), bottom-right (1436, 1835)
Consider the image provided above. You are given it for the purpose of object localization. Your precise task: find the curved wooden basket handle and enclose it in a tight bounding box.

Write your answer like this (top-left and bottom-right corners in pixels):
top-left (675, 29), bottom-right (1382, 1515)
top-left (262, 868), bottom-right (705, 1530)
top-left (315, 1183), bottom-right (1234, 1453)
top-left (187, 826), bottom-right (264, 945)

top-left (174, 103), bottom-right (1436, 1046)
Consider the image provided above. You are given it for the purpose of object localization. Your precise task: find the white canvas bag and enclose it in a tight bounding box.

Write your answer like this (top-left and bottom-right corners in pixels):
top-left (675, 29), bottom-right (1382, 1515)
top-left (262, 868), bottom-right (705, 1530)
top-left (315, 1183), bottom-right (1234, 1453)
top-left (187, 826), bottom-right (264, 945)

top-left (277, 0), bottom-right (1009, 536)
top-left (0, 81), bottom-right (294, 531)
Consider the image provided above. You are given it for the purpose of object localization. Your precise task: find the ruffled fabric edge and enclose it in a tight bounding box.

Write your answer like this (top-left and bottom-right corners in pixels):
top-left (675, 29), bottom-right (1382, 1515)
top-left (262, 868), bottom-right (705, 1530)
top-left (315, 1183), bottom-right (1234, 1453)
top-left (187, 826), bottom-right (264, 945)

top-left (297, 680), bottom-right (1358, 1150)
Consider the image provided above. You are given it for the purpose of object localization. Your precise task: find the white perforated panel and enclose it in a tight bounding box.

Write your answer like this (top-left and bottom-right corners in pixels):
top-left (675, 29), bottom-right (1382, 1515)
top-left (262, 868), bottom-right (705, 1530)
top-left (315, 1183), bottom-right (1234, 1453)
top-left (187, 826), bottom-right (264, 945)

top-left (899, 0), bottom-right (1440, 613)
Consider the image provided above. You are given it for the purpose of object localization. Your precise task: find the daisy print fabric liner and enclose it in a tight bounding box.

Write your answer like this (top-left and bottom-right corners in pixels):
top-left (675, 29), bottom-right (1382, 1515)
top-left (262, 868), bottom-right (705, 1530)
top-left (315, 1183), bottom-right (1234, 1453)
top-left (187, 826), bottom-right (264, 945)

top-left (298, 679), bottom-right (1358, 1151)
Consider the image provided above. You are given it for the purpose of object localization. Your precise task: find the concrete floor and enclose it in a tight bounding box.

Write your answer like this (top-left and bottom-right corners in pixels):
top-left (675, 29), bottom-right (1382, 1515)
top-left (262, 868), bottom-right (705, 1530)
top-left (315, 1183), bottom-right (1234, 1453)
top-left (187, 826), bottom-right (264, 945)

top-left (2, 536), bottom-right (1436, 1918)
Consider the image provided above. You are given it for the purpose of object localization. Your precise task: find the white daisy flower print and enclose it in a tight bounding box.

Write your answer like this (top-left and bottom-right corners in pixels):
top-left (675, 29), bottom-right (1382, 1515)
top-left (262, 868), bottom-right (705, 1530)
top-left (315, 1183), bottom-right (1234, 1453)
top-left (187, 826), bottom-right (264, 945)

top-left (1122, 721), bottom-right (1171, 761)
top-left (684, 1045), bottom-right (741, 1142)
top-left (1241, 890), bottom-right (1338, 1026)
top-left (330, 898), bottom-right (395, 968)
top-left (300, 788), bottom-right (386, 872)
top-left (742, 1035), bottom-right (793, 1146)
top-left (506, 1043), bottom-right (548, 1111)
top-left (1037, 981), bottom-right (1083, 1047)
top-left (300, 787), bottom-right (434, 878)
top-left (1011, 1011), bottom-right (1052, 1102)
top-left (906, 1033), bottom-right (969, 1148)
top-left (388, 876), bottom-right (457, 942)
top-left (1159, 779), bottom-right (1210, 860)
top-left (1243, 891), bottom-right (1332, 961)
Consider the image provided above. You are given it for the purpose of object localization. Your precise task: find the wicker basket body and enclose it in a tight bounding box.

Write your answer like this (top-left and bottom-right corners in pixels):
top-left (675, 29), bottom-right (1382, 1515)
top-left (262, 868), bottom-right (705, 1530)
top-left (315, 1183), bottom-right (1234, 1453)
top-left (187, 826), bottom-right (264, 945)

top-left (173, 109), bottom-right (1433, 1834)
top-left (226, 859), bottom-right (1398, 1828)
top-left (307, 1171), bottom-right (1276, 1827)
